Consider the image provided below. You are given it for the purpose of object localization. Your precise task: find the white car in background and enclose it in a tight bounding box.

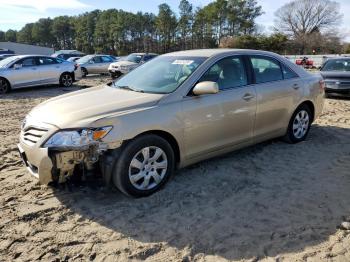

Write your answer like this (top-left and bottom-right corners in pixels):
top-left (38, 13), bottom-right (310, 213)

top-left (0, 55), bottom-right (82, 94)
top-left (108, 53), bottom-right (158, 78)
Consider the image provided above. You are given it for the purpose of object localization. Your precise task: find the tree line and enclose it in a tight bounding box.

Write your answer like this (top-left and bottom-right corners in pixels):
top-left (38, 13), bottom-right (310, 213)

top-left (0, 0), bottom-right (347, 55)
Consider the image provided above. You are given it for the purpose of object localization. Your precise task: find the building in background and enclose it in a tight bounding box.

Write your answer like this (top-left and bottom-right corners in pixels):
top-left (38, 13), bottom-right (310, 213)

top-left (0, 42), bottom-right (54, 56)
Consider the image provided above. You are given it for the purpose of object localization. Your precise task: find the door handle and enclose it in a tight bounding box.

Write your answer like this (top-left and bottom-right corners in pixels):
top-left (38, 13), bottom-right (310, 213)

top-left (242, 93), bottom-right (255, 101)
top-left (293, 84), bottom-right (300, 90)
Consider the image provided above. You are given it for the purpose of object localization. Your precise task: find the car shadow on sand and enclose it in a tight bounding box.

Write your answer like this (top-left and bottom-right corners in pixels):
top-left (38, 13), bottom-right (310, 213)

top-left (53, 124), bottom-right (350, 260)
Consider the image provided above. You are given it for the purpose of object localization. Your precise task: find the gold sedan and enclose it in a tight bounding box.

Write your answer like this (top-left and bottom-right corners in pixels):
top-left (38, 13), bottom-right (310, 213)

top-left (18, 49), bottom-right (325, 197)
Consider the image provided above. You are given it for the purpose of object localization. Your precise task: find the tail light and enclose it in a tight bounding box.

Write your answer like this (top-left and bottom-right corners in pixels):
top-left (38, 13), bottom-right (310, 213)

top-left (319, 80), bottom-right (325, 93)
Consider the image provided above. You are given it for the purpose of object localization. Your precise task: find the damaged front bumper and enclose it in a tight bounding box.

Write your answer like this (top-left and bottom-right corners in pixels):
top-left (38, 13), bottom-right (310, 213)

top-left (18, 139), bottom-right (119, 184)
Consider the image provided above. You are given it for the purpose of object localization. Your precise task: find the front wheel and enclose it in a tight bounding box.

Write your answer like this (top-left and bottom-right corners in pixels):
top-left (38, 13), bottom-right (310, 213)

top-left (112, 135), bottom-right (175, 197)
top-left (284, 104), bottom-right (312, 144)
top-left (59, 73), bottom-right (73, 87)
top-left (0, 78), bottom-right (10, 94)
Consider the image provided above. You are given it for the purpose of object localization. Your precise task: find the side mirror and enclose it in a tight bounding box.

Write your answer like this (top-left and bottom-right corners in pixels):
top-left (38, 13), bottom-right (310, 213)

top-left (89, 60), bottom-right (94, 64)
top-left (192, 81), bottom-right (219, 96)
top-left (13, 64), bottom-right (22, 70)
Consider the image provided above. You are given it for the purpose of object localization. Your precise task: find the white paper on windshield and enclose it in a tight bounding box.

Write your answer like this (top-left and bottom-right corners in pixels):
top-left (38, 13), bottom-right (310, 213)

top-left (172, 60), bottom-right (194, 65)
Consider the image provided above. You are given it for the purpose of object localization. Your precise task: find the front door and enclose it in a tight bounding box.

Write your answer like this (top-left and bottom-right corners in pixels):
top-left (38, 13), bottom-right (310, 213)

top-left (10, 57), bottom-right (41, 88)
top-left (181, 56), bottom-right (257, 159)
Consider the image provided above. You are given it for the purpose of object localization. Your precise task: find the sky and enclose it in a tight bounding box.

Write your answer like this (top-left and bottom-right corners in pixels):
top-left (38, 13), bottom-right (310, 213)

top-left (0, 0), bottom-right (350, 40)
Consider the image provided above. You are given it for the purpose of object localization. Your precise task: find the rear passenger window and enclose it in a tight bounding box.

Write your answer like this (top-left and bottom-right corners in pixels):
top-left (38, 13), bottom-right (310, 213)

top-left (93, 56), bottom-right (102, 63)
top-left (251, 57), bottom-right (283, 84)
top-left (101, 56), bottom-right (113, 62)
top-left (199, 57), bottom-right (247, 90)
top-left (282, 64), bottom-right (298, 79)
top-left (38, 57), bottom-right (57, 65)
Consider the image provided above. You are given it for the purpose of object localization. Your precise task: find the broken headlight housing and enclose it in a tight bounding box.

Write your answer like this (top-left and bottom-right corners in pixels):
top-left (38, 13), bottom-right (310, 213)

top-left (43, 126), bottom-right (112, 148)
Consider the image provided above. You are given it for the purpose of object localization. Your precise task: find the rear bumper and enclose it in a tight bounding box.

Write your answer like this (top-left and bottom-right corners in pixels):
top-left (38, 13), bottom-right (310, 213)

top-left (17, 143), bottom-right (53, 184)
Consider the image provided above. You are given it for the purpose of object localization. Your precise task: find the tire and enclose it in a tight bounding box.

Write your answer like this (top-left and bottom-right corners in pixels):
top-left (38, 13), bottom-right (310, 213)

top-left (81, 68), bottom-right (88, 78)
top-left (59, 73), bottom-right (73, 87)
top-left (110, 71), bottom-right (121, 79)
top-left (283, 104), bottom-right (312, 144)
top-left (112, 134), bottom-right (175, 197)
top-left (0, 78), bottom-right (10, 94)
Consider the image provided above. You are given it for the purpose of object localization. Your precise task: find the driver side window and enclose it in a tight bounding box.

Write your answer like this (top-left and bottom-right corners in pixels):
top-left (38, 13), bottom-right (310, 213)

top-left (199, 57), bottom-right (248, 90)
top-left (15, 58), bottom-right (37, 67)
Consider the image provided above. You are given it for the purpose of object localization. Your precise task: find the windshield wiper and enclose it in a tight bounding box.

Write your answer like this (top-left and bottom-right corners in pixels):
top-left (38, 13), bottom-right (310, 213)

top-left (116, 85), bottom-right (144, 93)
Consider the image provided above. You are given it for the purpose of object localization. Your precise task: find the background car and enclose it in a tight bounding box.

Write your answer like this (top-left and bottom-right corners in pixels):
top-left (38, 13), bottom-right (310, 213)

top-left (67, 57), bottom-right (81, 63)
top-left (52, 50), bottom-right (85, 60)
top-left (320, 57), bottom-right (350, 97)
top-left (0, 55), bottom-right (82, 94)
top-left (108, 53), bottom-right (158, 78)
top-left (76, 54), bottom-right (117, 77)
top-left (0, 54), bottom-right (15, 61)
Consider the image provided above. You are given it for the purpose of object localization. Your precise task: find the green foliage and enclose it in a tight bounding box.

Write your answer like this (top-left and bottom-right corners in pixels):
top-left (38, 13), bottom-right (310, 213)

top-left (17, 24), bottom-right (34, 44)
top-left (5, 30), bottom-right (17, 42)
top-left (7, 0), bottom-right (264, 54)
top-left (220, 33), bottom-right (289, 53)
top-left (0, 31), bottom-right (5, 42)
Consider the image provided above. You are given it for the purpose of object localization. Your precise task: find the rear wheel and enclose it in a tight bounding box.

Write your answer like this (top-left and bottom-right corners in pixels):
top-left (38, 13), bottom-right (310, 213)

top-left (59, 73), bottom-right (73, 87)
top-left (0, 78), bottom-right (10, 94)
top-left (81, 68), bottom-right (88, 78)
top-left (284, 104), bottom-right (312, 144)
top-left (112, 134), bottom-right (175, 197)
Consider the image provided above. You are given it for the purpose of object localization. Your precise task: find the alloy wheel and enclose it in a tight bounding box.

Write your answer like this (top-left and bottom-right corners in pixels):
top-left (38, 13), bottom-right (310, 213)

top-left (292, 110), bottom-right (310, 139)
top-left (128, 146), bottom-right (168, 191)
top-left (62, 74), bottom-right (73, 87)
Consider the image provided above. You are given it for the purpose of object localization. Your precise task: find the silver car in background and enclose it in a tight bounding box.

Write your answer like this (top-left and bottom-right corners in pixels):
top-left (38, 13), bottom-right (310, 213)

top-left (0, 55), bottom-right (82, 94)
top-left (77, 55), bottom-right (116, 77)
top-left (108, 53), bottom-right (158, 78)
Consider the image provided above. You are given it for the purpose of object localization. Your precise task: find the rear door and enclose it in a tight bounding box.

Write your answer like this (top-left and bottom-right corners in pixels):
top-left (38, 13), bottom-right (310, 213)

top-left (37, 57), bottom-right (61, 84)
top-left (88, 56), bottom-right (103, 74)
top-left (249, 55), bottom-right (304, 140)
top-left (10, 57), bottom-right (41, 88)
top-left (100, 56), bottom-right (114, 73)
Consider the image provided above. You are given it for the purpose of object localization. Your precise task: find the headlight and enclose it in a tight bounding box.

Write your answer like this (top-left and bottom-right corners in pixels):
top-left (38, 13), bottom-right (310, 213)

top-left (44, 126), bottom-right (112, 148)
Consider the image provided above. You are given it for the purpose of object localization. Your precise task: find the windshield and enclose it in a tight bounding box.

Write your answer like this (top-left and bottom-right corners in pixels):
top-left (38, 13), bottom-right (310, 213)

top-left (77, 55), bottom-right (93, 64)
top-left (322, 59), bottom-right (350, 72)
top-left (113, 56), bottom-right (207, 94)
top-left (125, 54), bottom-right (143, 63)
top-left (0, 56), bottom-right (18, 68)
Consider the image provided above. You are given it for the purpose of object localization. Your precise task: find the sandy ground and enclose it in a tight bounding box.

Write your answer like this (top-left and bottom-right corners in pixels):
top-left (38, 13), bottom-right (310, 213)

top-left (0, 76), bottom-right (350, 262)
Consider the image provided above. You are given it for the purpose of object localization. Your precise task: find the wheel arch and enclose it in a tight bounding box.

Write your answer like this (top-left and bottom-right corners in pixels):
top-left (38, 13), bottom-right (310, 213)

top-left (132, 130), bottom-right (181, 166)
top-left (0, 76), bottom-right (11, 88)
top-left (296, 100), bottom-right (315, 123)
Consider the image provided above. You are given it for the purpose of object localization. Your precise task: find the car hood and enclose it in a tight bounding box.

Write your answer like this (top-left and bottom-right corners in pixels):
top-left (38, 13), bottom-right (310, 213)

top-left (28, 85), bottom-right (164, 128)
top-left (320, 71), bottom-right (350, 79)
top-left (111, 61), bottom-right (138, 67)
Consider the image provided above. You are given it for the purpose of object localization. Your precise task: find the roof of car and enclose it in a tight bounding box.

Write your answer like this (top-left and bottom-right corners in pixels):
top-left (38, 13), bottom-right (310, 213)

top-left (325, 56), bottom-right (350, 61)
top-left (130, 53), bottom-right (158, 56)
top-left (9, 55), bottom-right (53, 59)
top-left (163, 49), bottom-right (280, 58)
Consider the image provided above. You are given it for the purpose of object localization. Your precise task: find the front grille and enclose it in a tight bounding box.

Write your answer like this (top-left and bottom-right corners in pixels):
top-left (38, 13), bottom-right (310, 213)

top-left (22, 127), bottom-right (48, 146)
